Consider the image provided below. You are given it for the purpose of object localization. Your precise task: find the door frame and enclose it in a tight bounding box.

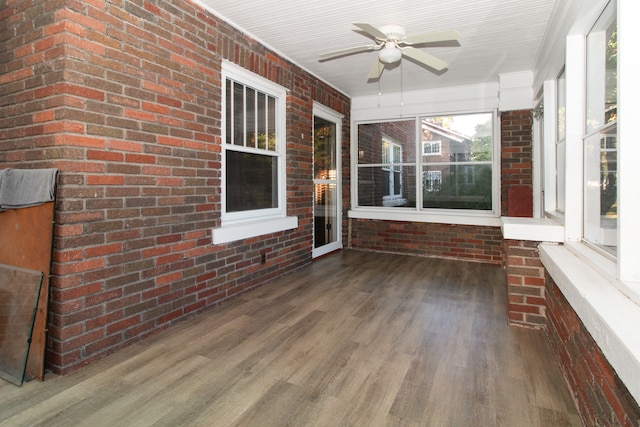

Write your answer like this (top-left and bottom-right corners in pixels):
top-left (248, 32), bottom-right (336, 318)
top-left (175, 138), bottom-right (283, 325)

top-left (312, 103), bottom-right (343, 258)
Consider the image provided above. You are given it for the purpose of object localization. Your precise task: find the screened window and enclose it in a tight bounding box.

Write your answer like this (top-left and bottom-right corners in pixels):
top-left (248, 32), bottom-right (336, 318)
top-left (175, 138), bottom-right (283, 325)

top-left (221, 62), bottom-right (286, 224)
top-left (356, 112), bottom-right (495, 212)
top-left (584, 0), bottom-right (617, 256)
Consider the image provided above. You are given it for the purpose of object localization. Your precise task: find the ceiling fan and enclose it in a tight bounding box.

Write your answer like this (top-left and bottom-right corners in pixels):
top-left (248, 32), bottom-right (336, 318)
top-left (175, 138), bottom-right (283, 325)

top-left (319, 23), bottom-right (461, 80)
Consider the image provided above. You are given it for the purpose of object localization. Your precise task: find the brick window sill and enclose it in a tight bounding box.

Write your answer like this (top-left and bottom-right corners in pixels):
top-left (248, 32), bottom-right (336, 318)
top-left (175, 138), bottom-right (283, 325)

top-left (539, 243), bottom-right (640, 405)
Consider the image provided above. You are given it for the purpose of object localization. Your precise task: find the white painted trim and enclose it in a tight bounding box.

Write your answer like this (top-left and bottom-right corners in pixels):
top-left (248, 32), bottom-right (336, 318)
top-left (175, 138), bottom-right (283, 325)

top-left (563, 33), bottom-right (586, 242)
top-left (540, 243), bottom-right (640, 405)
top-left (348, 209), bottom-right (501, 227)
top-left (501, 217), bottom-right (564, 242)
top-left (312, 102), bottom-right (343, 259)
top-left (211, 216), bottom-right (298, 245)
top-left (351, 82), bottom-right (499, 122)
top-left (498, 71), bottom-right (534, 111)
top-left (617, 0), bottom-right (640, 284)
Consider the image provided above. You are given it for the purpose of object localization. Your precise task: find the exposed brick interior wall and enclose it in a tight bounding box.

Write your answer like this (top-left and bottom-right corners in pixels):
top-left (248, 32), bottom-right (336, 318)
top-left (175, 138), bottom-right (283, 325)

top-left (503, 240), bottom-right (545, 328)
top-left (546, 272), bottom-right (640, 426)
top-left (0, 0), bottom-right (349, 374)
top-left (349, 219), bottom-right (503, 264)
top-left (501, 110), bottom-right (533, 217)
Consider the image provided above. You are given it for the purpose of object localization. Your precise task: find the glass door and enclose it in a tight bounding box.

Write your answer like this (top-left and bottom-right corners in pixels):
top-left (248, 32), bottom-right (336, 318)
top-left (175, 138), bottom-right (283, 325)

top-left (313, 106), bottom-right (342, 258)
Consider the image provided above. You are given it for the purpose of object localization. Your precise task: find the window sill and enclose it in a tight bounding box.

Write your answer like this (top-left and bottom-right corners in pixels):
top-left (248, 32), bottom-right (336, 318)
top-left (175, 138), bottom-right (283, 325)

top-left (539, 243), bottom-right (640, 405)
top-left (211, 216), bottom-right (298, 245)
top-left (348, 208), bottom-right (502, 227)
top-left (501, 217), bottom-right (564, 242)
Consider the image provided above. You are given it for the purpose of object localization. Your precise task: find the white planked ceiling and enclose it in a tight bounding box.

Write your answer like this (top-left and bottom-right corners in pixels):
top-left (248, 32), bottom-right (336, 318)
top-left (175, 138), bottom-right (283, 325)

top-left (197, 0), bottom-right (558, 97)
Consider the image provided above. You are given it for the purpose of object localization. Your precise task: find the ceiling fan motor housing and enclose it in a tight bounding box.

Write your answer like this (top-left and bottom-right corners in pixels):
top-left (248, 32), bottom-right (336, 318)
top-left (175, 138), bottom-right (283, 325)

top-left (379, 25), bottom-right (406, 42)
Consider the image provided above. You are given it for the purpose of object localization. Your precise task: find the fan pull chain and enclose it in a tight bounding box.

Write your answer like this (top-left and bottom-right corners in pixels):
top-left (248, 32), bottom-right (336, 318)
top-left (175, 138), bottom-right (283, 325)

top-left (378, 75), bottom-right (381, 108)
top-left (400, 59), bottom-right (404, 116)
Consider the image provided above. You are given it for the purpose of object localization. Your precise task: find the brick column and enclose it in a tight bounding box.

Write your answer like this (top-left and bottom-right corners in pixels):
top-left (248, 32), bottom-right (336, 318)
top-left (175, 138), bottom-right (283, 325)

top-left (504, 239), bottom-right (546, 328)
top-left (501, 110), bottom-right (533, 217)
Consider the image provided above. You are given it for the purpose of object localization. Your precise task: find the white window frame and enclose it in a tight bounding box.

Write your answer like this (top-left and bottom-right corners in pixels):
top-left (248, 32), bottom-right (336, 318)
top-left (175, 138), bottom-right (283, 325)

top-left (555, 68), bottom-right (567, 214)
top-left (422, 140), bottom-right (442, 156)
top-left (212, 61), bottom-right (297, 244)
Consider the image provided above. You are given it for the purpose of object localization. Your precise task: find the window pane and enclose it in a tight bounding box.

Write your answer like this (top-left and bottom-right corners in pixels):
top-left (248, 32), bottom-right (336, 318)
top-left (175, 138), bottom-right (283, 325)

top-left (225, 79), bottom-right (232, 145)
top-left (257, 93), bottom-right (266, 149)
top-left (358, 120), bottom-right (416, 165)
top-left (586, 1), bottom-right (617, 134)
top-left (233, 82), bottom-right (244, 146)
top-left (422, 114), bottom-right (492, 164)
top-left (246, 87), bottom-right (256, 148)
top-left (584, 0), bottom-right (617, 256)
top-left (226, 151), bottom-right (278, 212)
top-left (584, 125), bottom-right (617, 255)
top-left (423, 164), bottom-right (492, 210)
top-left (267, 96), bottom-right (276, 151)
top-left (314, 116), bottom-right (337, 178)
top-left (358, 165), bottom-right (415, 207)
top-left (557, 69), bottom-right (566, 141)
top-left (556, 140), bottom-right (566, 212)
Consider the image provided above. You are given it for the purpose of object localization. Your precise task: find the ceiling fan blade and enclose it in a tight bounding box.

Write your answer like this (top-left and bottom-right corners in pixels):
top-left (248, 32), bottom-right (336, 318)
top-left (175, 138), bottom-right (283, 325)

top-left (353, 23), bottom-right (388, 41)
top-left (403, 30), bottom-right (461, 46)
top-left (401, 46), bottom-right (448, 71)
top-left (318, 45), bottom-right (377, 61)
top-left (367, 58), bottom-right (384, 80)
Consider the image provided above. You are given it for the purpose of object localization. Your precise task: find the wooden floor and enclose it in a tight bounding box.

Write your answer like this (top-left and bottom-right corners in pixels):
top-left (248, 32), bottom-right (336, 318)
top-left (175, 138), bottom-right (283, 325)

top-left (0, 250), bottom-right (581, 426)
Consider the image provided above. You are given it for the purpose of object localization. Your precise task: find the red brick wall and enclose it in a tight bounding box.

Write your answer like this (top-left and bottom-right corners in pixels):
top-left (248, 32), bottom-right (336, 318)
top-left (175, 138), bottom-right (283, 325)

top-left (545, 272), bottom-right (640, 426)
top-left (0, 0), bottom-right (349, 374)
top-left (504, 240), bottom-right (545, 328)
top-left (350, 219), bottom-right (503, 264)
top-left (501, 110), bottom-right (533, 217)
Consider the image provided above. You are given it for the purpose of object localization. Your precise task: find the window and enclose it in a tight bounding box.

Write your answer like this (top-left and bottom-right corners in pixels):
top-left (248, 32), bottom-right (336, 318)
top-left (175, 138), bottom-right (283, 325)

top-left (222, 62), bottom-right (285, 224)
top-left (355, 112), bottom-right (496, 213)
top-left (584, 0), bottom-right (617, 256)
top-left (381, 138), bottom-right (405, 206)
top-left (424, 170), bottom-right (442, 192)
top-left (422, 140), bottom-right (441, 156)
top-left (422, 113), bottom-right (494, 210)
top-left (212, 62), bottom-right (297, 245)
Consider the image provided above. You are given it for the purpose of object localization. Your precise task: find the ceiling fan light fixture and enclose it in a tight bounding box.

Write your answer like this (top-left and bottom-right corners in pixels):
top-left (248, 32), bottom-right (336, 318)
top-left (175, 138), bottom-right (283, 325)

top-left (378, 42), bottom-right (402, 64)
